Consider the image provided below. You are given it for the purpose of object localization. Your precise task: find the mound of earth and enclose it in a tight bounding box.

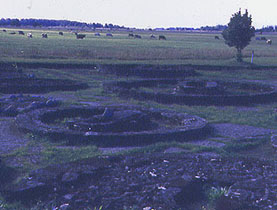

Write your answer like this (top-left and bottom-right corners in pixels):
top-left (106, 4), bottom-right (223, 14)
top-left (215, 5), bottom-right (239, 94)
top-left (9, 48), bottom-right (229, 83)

top-left (2, 152), bottom-right (276, 210)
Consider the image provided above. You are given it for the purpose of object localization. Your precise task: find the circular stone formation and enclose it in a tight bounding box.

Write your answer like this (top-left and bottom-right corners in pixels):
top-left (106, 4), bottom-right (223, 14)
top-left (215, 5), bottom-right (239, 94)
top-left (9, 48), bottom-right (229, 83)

top-left (99, 64), bottom-right (196, 78)
top-left (0, 94), bottom-right (60, 117)
top-left (105, 79), bottom-right (277, 106)
top-left (15, 106), bottom-right (208, 146)
top-left (0, 77), bottom-right (88, 94)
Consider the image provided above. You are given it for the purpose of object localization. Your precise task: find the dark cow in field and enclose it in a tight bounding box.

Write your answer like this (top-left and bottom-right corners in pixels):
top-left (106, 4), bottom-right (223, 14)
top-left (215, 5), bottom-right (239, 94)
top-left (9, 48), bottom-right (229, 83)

top-left (106, 33), bottom-right (113, 37)
top-left (128, 33), bottom-right (134, 37)
top-left (266, 39), bottom-right (272, 45)
top-left (159, 35), bottom-right (166, 40)
top-left (18, 31), bottom-right (25, 35)
top-left (2, 29), bottom-right (6, 32)
top-left (42, 33), bottom-right (48, 38)
top-left (214, 36), bottom-right (220, 40)
top-left (150, 34), bottom-right (156, 39)
top-left (27, 33), bottom-right (32, 38)
top-left (261, 37), bottom-right (267, 41)
top-left (76, 34), bottom-right (86, 39)
top-left (134, 34), bottom-right (141, 39)
top-left (9, 32), bottom-right (16, 35)
top-left (59, 32), bottom-right (64, 36)
top-left (94, 33), bottom-right (101, 36)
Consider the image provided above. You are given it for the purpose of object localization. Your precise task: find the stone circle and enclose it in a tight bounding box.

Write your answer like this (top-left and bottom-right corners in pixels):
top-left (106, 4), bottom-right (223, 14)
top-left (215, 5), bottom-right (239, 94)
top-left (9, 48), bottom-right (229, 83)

top-left (0, 95), bottom-right (60, 117)
top-left (99, 64), bottom-right (196, 78)
top-left (105, 79), bottom-right (277, 106)
top-left (0, 77), bottom-right (88, 94)
top-left (15, 105), bottom-right (209, 146)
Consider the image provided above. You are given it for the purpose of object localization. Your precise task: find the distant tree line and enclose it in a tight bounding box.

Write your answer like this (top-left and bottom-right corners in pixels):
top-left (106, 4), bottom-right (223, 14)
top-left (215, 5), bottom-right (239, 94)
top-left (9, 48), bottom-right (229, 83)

top-left (0, 18), bottom-right (275, 32)
top-left (256, 26), bottom-right (277, 33)
top-left (0, 18), bottom-right (124, 29)
top-left (200, 25), bottom-right (227, 31)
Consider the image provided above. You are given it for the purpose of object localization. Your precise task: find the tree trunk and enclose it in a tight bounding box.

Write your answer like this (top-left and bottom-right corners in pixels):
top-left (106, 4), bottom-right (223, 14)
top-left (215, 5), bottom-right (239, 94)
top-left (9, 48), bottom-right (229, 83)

top-left (236, 48), bottom-right (243, 62)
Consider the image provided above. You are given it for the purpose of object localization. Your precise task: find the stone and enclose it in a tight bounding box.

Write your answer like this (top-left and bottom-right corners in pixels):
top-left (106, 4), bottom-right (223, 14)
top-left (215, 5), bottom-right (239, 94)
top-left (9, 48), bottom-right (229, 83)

top-left (27, 101), bottom-right (45, 110)
top-left (59, 203), bottom-right (70, 210)
top-left (63, 193), bottom-right (74, 200)
top-left (164, 147), bottom-right (188, 154)
top-left (206, 81), bottom-right (217, 88)
top-left (61, 172), bottom-right (79, 183)
top-left (46, 99), bottom-right (59, 107)
top-left (102, 107), bottom-right (114, 119)
top-left (3, 105), bottom-right (18, 116)
top-left (270, 135), bottom-right (277, 149)
top-left (9, 95), bottom-right (17, 100)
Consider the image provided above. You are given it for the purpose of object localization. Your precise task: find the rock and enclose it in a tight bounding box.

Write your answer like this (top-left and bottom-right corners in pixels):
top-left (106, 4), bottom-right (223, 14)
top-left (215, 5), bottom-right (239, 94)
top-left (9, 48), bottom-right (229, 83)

top-left (27, 74), bottom-right (35, 79)
top-left (46, 99), bottom-right (59, 107)
top-left (206, 81), bottom-right (217, 88)
top-left (164, 147), bottom-right (188, 154)
top-left (270, 135), bottom-right (277, 149)
top-left (3, 105), bottom-right (18, 116)
top-left (102, 107), bottom-right (114, 119)
top-left (61, 172), bottom-right (79, 183)
top-left (59, 203), bottom-right (70, 210)
top-left (9, 95), bottom-right (17, 100)
top-left (63, 193), bottom-right (74, 200)
top-left (29, 101), bottom-right (45, 109)
top-left (6, 180), bottom-right (51, 204)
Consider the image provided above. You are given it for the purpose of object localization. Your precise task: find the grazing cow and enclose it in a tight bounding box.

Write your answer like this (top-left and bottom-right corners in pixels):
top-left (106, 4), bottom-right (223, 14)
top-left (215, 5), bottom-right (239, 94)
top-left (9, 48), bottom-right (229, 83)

top-left (266, 39), bottom-right (272, 45)
top-left (42, 33), bottom-right (48, 38)
top-left (18, 31), bottom-right (25, 35)
top-left (261, 37), bottom-right (267, 41)
top-left (27, 33), bottom-right (32, 38)
top-left (9, 32), bottom-right (16, 35)
top-left (134, 34), bottom-right (141, 39)
top-left (76, 34), bottom-right (86, 39)
top-left (150, 34), bottom-right (156, 39)
top-left (106, 33), bottom-right (113, 37)
top-left (2, 29), bottom-right (6, 32)
top-left (59, 32), bottom-right (63, 36)
top-left (94, 33), bottom-right (101, 36)
top-left (214, 36), bottom-right (220, 40)
top-left (159, 35), bottom-right (166, 40)
top-left (128, 33), bottom-right (134, 37)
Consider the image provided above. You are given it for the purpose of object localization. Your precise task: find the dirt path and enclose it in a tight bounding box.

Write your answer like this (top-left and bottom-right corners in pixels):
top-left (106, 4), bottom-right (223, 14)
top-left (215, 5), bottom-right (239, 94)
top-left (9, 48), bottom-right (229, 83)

top-left (0, 118), bottom-right (29, 155)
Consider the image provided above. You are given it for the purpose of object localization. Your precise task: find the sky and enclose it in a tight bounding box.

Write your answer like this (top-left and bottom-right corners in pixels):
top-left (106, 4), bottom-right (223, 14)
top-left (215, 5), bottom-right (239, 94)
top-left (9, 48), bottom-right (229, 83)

top-left (0, 0), bottom-right (276, 28)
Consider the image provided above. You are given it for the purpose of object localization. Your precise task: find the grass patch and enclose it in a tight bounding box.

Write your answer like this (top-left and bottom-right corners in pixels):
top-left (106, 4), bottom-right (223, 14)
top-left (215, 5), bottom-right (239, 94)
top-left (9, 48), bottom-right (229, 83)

top-left (1, 29), bottom-right (277, 66)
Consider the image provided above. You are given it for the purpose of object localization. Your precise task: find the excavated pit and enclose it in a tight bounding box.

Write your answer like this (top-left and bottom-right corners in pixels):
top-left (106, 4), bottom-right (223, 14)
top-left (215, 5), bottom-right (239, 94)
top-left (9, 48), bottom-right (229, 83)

top-left (15, 105), bottom-right (209, 146)
top-left (105, 79), bottom-right (277, 106)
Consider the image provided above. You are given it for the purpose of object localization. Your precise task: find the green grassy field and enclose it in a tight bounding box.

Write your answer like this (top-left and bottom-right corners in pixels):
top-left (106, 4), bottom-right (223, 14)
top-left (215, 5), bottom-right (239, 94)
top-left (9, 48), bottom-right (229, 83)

top-left (1, 27), bottom-right (277, 66)
top-left (0, 27), bottom-right (277, 209)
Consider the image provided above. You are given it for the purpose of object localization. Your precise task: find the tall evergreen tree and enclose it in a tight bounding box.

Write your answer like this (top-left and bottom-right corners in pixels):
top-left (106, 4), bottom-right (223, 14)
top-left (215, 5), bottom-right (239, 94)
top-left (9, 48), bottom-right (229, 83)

top-left (222, 9), bottom-right (255, 62)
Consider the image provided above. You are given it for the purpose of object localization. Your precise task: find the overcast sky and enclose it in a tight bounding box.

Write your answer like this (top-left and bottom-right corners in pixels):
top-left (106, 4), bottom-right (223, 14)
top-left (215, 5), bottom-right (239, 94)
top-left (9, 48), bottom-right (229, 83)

top-left (0, 0), bottom-right (275, 28)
